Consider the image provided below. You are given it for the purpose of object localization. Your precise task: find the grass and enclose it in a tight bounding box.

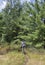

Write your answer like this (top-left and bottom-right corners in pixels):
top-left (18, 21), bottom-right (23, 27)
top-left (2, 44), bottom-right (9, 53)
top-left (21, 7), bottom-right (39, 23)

top-left (26, 48), bottom-right (45, 65)
top-left (0, 47), bottom-right (45, 65)
top-left (0, 51), bottom-right (25, 65)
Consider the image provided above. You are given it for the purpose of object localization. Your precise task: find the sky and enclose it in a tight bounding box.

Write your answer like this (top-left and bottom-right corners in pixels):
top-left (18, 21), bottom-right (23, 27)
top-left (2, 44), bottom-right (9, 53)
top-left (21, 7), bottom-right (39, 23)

top-left (0, 0), bottom-right (34, 11)
top-left (0, 0), bottom-right (7, 11)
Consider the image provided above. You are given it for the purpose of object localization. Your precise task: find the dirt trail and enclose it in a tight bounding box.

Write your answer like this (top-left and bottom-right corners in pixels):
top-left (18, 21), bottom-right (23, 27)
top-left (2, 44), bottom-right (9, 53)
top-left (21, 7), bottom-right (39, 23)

top-left (23, 54), bottom-right (30, 65)
top-left (0, 55), bottom-right (8, 61)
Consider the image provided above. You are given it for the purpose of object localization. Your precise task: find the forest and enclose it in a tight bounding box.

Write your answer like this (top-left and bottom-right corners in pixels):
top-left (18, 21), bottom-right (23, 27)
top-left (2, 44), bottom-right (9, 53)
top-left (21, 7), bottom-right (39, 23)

top-left (0, 0), bottom-right (45, 65)
top-left (0, 0), bottom-right (45, 49)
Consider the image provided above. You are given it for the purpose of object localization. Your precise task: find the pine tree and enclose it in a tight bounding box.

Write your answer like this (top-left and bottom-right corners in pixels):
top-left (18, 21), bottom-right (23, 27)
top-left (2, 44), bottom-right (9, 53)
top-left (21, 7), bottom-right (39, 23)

top-left (0, 0), bottom-right (45, 48)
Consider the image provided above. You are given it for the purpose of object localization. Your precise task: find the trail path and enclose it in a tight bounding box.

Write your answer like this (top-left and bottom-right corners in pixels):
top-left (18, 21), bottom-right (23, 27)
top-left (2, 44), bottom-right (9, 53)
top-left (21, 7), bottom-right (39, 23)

top-left (23, 53), bottom-right (30, 65)
top-left (0, 55), bottom-right (8, 61)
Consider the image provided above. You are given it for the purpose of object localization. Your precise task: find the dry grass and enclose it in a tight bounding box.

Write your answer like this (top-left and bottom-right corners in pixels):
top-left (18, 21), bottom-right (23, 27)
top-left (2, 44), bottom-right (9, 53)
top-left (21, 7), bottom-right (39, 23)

top-left (0, 48), bottom-right (45, 65)
top-left (26, 49), bottom-right (45, 65)
top-left (0, 51), bottom-right (25, 65)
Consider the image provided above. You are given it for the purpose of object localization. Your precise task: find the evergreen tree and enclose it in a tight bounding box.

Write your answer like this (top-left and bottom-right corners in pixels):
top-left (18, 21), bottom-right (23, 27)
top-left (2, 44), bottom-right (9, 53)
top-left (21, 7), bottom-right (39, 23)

top-left (0, 0), bottom-right (45, 48)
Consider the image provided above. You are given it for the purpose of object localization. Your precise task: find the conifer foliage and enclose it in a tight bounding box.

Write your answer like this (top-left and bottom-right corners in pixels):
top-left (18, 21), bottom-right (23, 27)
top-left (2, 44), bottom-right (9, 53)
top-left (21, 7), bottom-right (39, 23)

top-left (0, 0), bottom-right (45, 48)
